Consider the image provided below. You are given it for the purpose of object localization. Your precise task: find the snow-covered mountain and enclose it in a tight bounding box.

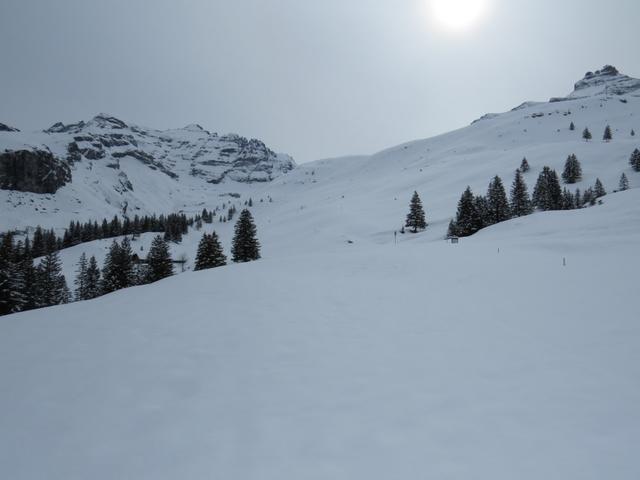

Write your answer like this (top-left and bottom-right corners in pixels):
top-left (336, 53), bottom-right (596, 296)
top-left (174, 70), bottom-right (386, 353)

top-left (0, 114), bottom-right (294, 226)
top-left (2, 65), bottom-right (639, 239)
top-left (2, 66), bottom-right (640, 480)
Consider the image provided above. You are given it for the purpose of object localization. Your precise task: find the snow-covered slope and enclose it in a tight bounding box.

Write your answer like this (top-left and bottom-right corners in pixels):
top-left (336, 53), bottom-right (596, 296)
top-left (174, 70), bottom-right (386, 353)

top-left (2, 66), bottom-right (640, 479)
top-left (1, 189), bottom-right (639, 480)
top-left (0, 114), bottom-right (295, 228)
top-left (2, 65), bottom-right (639, 249)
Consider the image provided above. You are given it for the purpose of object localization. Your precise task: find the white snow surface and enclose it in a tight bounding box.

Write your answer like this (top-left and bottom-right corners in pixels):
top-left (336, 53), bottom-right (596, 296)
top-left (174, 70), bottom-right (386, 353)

top-left (1, 67), bottom-right (640, 479)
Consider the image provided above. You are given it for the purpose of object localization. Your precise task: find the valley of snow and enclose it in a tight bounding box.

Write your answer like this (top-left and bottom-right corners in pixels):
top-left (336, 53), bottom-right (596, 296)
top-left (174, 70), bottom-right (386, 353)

top-left (1, 67), bottom-right (640, 479)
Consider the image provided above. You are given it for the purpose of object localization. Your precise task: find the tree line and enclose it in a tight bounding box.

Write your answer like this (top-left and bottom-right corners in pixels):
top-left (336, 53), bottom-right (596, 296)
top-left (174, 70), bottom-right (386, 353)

top-left (0, 209), bottom-right (261, 317)
top-left (446, 148), bottom-right (639, 238)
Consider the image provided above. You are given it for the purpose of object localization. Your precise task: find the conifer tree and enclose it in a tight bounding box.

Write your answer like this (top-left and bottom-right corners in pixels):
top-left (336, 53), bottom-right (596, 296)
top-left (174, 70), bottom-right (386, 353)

top-left (405, 191), bottom-right (427, 233)
top-left (101, 239), bottom-right (134, 294)
top-left (561, 154), bottom-right (583, 184)
top-left (594, 178), bottom-right (606, 198)
top-left (31, 227), bottom-right (45, 258)
top-left (619, 173), bottom-right (629, 191)
top-left (569, 121), bottom-right (575, 131)
top-left (510, 169), bottom-right (533, 217)
top-left (14, 240), bottom-right (37, 311)
top-left (582, 188), bottom-right (595, 206)
top-left (575, 188), bottom-right (582, 209)
top-left (195, 232), bottom-right (227, 271)
top-left (36, 251), bottom-right (69, 307)
top-left (629, 149), bottom-right (640, 172)
top-left (486, 176), bottom-right (511, 224)
top-left (0, 233), bottom-right (26, 316)
top-left (232, 210), bottom-right (261, 263)
top-left (532, 166), bottom-right (562, 211)
top-left (146, 236), bottom-right (174, 283)
top-left (582, 127), bottom-right (592, 141)
top-left (473, 195), bottom-right (490, 230)
top-left (520, 157), bottom-right (530, 173)
top-left (632, 129), bottom-right (636, 137)
top-left (473, 195), bottom-right (493, 230)
top-left (85, 256), bottom-right (102, 300)
top-left (561, 188), bottom-right (576, 210)
top-left (453, 187), bottom-right (481, 237)
top-left (603, 125), bottom-right (613, 142)
top-left (74, 253), bottom-right (89, 301)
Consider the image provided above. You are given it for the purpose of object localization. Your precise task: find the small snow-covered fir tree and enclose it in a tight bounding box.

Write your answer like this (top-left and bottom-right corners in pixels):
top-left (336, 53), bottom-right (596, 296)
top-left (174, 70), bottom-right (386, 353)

top-left (629, 149), bottom-right (640, 172)
top-left (532, 166), bottom-right (562, 211)
top-left (561, 154), bottom-right (583, 184)
top-left (486, 176), bottom-right (510, 224)
top-left (473, 195), bottom-right (490, 230)
top-left (619, 173), bottom-right (629, 191)
top-left (582, 188), bottom-right (595, 206)
top-left (575, 188), bottom-right (582, 209)
top-left (146, 236), bottom-right (174, 283)
top-left (594, 178), bottom-right (606, 198)
top-left (603, 125), bottom-right (613, 142)
top-left (569, 121), bottom-right (575, 131)
top-left (74, 253), bottom-right (89, 301)
top-left (232, 209), bottom-right (261, 263)
top-left (37, 251), bottom-right (69, 307)
top-left (85, 256), bottom-right (102, 300)
top-left (582, 127), bottom-right (592, 141)
top-left (405, 191), bottom-right (427, 233)
top-left (101, 239), bottom-right (135, 294)
top-left (453, 187), bottom-right (481, 237)
top-left (520, 157), bottom-right (530, 173)
top-left (510, 170), bottom-right (532, 217)
top-left (561, 188), bottom-right (576, 210)
top-left (195, 232), bottom-right (227, 271)
top-left (0, 233), bottom-right (26, 316)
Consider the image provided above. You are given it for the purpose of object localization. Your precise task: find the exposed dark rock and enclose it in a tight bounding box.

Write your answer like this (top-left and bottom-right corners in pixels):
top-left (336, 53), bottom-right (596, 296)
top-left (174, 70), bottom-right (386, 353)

top-left (0, 123), bottom-right (19, 132)
top-left (0, 150), bottom-right (71, 194)
top-left (112, 150), bottom-right (179, 179)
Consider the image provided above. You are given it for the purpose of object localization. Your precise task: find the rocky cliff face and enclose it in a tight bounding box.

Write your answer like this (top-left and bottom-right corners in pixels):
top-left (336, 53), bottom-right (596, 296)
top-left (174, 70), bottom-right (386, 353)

top-left (0, 150), bottom-right (71, 194)
top-left (566, 65), bottom-right (640, 98)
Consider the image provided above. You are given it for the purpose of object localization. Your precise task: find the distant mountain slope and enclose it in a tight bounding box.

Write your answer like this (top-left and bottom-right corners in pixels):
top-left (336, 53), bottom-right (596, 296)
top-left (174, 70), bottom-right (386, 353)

top-left (1, 65), bottom-right (638, 250)
top-left (0, 114), bottom-right (294, 228)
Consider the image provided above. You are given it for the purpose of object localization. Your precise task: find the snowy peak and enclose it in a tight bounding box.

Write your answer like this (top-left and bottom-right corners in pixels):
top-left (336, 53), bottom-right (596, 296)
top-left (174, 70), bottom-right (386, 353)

top-left (570, 65), bottom-right (640, 97)
top-left (88, 113), bottom-right (128, 130)
top-left (0, 113), bottom-right (295, 213)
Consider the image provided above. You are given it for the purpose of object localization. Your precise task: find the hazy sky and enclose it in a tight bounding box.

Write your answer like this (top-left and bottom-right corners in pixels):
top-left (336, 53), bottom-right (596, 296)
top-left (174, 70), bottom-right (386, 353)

top-left (1, 0), bottom-right (639, 163)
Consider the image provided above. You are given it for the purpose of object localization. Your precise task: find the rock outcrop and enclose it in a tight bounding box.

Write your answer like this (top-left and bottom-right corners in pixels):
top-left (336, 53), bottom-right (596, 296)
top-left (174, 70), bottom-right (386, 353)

top-left (0, 123), bottom-right (19, 132)
top-left (0, 149), bottom-right (71, 194)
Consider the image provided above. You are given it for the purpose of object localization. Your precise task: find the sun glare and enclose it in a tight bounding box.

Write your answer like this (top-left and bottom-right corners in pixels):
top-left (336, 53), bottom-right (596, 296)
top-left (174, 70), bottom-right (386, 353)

top-left (430, 0), bottom-right (489, 31)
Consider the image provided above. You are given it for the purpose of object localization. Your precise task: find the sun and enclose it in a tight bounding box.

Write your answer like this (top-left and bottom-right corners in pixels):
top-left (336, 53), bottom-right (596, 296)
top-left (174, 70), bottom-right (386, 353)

top-left (430, 0), bottom-right (489, 31)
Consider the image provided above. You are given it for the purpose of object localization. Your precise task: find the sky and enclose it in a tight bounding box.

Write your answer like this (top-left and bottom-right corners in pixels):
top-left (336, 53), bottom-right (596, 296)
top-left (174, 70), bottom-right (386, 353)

top-left (1, 0), bottom-right (639, 163)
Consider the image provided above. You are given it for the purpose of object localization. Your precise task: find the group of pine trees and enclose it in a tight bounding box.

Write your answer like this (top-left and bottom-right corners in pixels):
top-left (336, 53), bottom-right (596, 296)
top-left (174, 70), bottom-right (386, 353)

top-left (98, 236), bottom-right (176, 295)
top-left (448, 173), bottom-right (517, 238)
top-left (579, 125), bottom-right (613, 142)
top-left (0, 232), bottom-right (69, 316)
top-left (5, 212), bottom-right (199, 263)
top-left (447, 154), bottom-right (618, 238)
top-left (0, 208), bottom-right (262, 317)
